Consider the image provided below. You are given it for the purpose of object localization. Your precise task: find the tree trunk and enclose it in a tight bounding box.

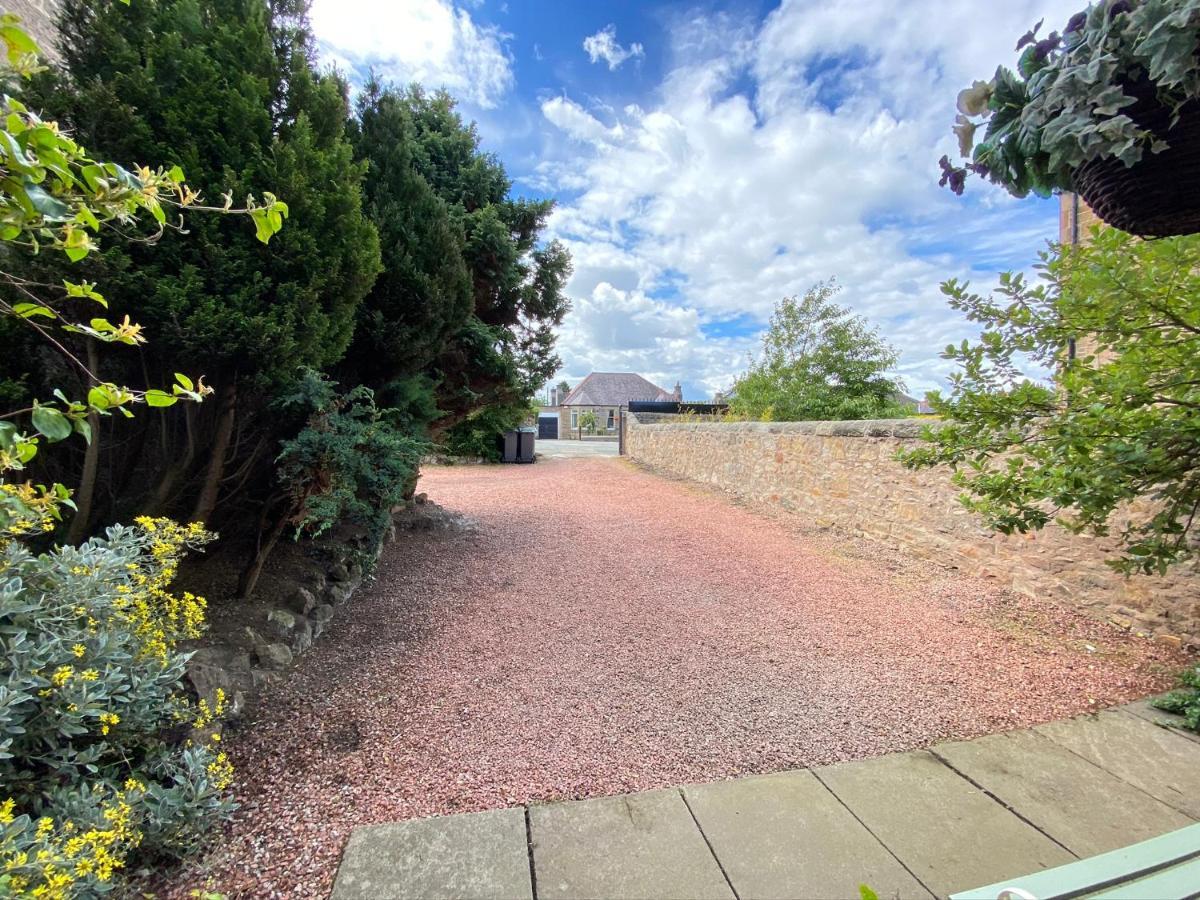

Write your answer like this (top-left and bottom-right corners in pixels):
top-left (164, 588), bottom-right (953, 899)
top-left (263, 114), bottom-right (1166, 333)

top-left (107, 414), bottom-right (151, 518)
top-left (148, 400), bottom-right (197, 514)
top-left (66, 342), bottom-right (101, 545)
top-left (237, 504), bottom-right (289, 599)
top-left (191, 378), bottom-right (237, 525)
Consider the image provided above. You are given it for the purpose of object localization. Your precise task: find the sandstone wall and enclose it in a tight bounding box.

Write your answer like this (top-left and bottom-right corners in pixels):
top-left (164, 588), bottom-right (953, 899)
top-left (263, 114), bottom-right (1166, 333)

top-left (626, 415), bottom-right (1199, 646)
top-left (8, 0), bottom-right (62, 61)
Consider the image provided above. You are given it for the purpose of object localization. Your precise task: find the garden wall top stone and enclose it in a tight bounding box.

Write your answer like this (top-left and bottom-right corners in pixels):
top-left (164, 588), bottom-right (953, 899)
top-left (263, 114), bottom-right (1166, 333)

top-left (627, 413), bottom-right (933, 440)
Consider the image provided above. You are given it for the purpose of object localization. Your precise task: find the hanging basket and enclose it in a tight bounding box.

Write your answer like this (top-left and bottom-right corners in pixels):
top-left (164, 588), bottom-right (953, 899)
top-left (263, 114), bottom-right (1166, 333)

top-left (1072, 78), bottom-right (1200, 238)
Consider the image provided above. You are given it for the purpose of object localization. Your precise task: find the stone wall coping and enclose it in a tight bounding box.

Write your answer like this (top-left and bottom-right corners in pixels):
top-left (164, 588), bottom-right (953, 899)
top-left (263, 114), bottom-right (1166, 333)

top-left (627, 413), bottom-right (937, 440)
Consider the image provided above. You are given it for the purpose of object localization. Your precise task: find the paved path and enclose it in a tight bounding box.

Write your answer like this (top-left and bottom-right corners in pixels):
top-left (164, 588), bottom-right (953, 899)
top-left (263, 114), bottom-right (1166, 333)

top-left (332, 700), bottom-right (1200, 899)
top-left (534, 438), bottom-right (619, 458)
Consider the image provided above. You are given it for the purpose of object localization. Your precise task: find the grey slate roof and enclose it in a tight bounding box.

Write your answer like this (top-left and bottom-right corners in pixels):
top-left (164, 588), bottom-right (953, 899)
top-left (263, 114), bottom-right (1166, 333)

top-left (562, 372), bottom-right (673, 406)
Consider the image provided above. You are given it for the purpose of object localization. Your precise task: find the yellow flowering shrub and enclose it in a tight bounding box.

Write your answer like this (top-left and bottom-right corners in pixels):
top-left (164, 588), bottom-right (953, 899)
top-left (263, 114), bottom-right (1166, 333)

top-left (0, 520), bottom-right (234, 897)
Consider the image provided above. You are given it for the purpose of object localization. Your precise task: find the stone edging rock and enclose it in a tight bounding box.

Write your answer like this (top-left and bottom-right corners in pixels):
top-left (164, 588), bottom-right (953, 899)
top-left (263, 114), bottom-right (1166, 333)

top-left (185, 495), bottom-right (477, 723)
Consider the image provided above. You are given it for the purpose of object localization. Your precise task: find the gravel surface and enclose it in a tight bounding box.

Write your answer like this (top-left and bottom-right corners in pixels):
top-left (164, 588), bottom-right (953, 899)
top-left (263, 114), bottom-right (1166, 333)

top-left (176, 457), bottom-right (1184, 898)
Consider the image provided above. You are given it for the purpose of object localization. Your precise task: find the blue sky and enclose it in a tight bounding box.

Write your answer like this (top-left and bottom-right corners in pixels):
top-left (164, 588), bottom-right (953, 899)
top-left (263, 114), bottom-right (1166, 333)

top-left (308, 0), bottom-right (1083, 401)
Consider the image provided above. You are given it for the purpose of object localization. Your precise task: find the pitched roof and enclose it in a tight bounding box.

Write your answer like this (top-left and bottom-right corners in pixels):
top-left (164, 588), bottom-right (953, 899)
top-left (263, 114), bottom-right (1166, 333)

top-left (562, 372), bottom-right (673, 406)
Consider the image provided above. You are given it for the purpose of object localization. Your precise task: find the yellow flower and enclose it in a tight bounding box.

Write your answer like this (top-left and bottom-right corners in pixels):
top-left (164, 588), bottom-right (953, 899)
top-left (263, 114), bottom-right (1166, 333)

top-left (0, 798), bottom-right (14, 824)
top-left (50, 666), bottom-right (73, 687)
top-left (71, 644), bottom-right (85, 658)
top-left (206, 751), bottom-right (234, 789)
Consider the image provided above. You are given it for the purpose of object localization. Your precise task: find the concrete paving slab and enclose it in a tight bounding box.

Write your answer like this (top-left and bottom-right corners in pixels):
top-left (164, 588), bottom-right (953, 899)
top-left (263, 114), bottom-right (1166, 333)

top-left (330, 808), bottom-right (532, 900)
top-left (684, 770), bottom-right (933, 900)
top-left (933, 729), bottom-right (1193, 857)
top-left (815, 750), bottom-right (1074, 899)
top-left (1036, 711), bottom-right (1200, 819)
top-left (529, 788), bottom-right (734, 900)
top-left (1119, 699), bottom-right (1200, 745)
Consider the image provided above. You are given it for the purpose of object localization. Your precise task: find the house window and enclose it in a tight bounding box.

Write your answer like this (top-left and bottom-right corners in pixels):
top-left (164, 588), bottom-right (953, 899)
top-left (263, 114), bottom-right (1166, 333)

top-left (607, 409), bottom-right (615, 429)
top-left (570, 410), bottom-right (578, 428)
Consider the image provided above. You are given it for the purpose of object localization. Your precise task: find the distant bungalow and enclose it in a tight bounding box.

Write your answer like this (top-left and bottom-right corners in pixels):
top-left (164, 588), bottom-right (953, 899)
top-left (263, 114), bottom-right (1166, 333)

top-left (539, 372), bottom-right (681, 439)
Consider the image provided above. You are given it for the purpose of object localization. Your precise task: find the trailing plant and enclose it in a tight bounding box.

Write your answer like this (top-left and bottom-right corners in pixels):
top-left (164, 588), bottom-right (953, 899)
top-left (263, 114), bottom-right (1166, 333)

top-left (276, 375), bottom-right (424, 545)
top-left (939, 0), bottom-right (1200, 197)
top-left (0, 518), bottom-right (230, 896)
top-left (1152, 665), bottom-right (1200, 732)
top-left (237, 370), bottom-right (425, 597)
top-left (728, 281), bottom-right (907, 422)
top-left (900, 228), bottom-right (1200, 576)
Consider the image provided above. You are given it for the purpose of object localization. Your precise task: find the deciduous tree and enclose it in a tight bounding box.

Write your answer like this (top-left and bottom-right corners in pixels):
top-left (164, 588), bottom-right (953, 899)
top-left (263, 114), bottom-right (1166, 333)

top-left (729, 281), bottom-right (905, 421)
top-left (900, 228), bottom-right (1200, 575)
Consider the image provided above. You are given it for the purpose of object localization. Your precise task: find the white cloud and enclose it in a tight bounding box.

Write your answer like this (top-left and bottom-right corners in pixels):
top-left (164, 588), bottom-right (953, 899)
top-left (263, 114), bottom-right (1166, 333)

top-left (583, 24), bottom-right (645, 71)
top-left (556, 284), bottom-right (752, 399)
top-left (308, 0), bottom-right (513, 108)
top-left (541, 97), bottom-right (623, 145)
top-left (539, 0), bottom-right (1082, 399)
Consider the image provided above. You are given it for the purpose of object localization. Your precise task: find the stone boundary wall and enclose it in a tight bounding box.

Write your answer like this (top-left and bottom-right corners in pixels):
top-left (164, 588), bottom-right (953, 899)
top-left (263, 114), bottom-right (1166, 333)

top-left (625, 415), bottom-right (1199, 647)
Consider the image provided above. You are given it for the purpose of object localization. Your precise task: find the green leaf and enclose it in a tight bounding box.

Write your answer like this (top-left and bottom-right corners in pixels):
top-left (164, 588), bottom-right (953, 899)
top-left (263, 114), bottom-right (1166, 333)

top-left (15, 439), bottom-right (38, 464)
top-left (174, 372), bottom-right (194, 392)
top-left (0, 22), bottom-right (39, 61)
top-left (12, 302), bottom-right (55, 319)
top-left (24, 182), bottom-right (70, 221)
top-left (87, 386), bottom-right (111, 410)
top-left (30, 405), bottom-right (72, 441)
top-left (143, 389), bottom-right (178, 408)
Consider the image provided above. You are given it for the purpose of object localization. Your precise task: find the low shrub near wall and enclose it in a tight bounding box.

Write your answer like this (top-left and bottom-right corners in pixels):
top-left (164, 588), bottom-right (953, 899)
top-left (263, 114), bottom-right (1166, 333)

top-left (626, 414), bottom-right (1199, 646)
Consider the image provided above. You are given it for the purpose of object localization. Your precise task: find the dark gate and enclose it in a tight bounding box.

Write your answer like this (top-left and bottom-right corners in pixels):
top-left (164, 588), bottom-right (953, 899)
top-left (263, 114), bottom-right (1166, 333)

top-left (538, 416), bottom-right (558, 439)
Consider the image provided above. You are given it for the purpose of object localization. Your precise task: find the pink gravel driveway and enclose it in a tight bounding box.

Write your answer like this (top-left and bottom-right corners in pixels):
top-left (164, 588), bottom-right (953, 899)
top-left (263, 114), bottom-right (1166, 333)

top-left (190, 457), bottom-right (1182, 897)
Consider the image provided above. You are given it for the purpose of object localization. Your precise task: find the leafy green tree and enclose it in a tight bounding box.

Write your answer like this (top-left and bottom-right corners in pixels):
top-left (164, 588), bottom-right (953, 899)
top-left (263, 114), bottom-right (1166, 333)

top-left (385, 86), bottom-right (571, 433)
top-left (578, 409), bottom-right (598, 434)
top-left (900, 228), bottom-right (1200, 575)
top-left (344, 79), bottom-right (472, 398)
top-left (9, 0), bottom-right (379, 529)
top-left (729, 281), bottom-right (906, 421)
top-left (441, 397), bottom-right (535, 461)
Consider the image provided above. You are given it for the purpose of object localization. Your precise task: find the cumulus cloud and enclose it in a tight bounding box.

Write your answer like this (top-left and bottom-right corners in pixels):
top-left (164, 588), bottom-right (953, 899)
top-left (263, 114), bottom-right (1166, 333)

top-left (556, 284), bottom-right (752, 398)
top-left (308, 0), bottom-right (513, 108)
top-left (583, 24), bottom-right (645, 71)
top-left (540, 0), bottom-right (1081, 399)
top-left (541, 96), bottom-right (624, 145)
